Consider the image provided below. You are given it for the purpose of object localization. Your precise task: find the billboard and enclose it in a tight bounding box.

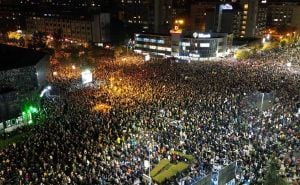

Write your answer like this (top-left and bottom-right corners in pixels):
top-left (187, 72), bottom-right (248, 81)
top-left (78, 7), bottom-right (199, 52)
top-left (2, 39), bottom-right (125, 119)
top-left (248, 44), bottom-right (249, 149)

top-left (81, 69), bottom-right (93, 84)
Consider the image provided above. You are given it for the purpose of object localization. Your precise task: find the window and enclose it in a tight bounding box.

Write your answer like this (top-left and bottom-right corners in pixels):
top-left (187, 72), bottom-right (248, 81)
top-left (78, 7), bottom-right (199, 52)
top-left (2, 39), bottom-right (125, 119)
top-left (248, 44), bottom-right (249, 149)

top-left (200, 43), bottom-right (210, 47)
top-left (150, 39), bottom-right (156, 43)
top-left (149, 45), bottom-right (157, 49)
top-left (157, 40), bottom-right (164, 44)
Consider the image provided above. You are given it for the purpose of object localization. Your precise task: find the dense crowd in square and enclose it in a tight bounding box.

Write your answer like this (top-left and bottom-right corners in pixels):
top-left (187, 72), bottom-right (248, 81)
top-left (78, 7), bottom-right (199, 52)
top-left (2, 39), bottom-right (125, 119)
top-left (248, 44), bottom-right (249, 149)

top-left (0, 43), bottom-right (299, 185)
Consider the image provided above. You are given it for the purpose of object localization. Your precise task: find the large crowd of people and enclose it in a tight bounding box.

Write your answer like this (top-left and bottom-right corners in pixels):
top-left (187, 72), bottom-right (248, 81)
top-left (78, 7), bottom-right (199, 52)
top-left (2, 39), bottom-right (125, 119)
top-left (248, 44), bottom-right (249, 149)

top-left (0, 43), bottom-right (299, 185)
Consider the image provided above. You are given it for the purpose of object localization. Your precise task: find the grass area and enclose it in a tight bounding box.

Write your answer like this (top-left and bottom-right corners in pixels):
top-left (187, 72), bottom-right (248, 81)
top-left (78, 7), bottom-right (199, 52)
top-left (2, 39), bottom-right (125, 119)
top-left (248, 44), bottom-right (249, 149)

top-left (150, 159), bottom-right (170, 177)
top-left (0, 131), bottom-right (31, 149)
top-left (171, 151), bottom-right (196, 162)
top-left (152, 162), bottom-right (189, 184)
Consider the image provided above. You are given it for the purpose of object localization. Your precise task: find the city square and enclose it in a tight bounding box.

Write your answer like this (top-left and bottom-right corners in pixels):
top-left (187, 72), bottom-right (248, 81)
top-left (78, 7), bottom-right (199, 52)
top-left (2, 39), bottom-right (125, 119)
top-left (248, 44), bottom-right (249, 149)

top-left (0, 0), bottom-right (300, 185)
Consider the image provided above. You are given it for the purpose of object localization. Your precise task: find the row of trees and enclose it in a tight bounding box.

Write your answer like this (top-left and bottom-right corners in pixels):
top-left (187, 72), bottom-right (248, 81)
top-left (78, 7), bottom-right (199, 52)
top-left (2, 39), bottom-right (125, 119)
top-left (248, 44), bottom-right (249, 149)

top-left (234, 36), bottom-right (299, 60)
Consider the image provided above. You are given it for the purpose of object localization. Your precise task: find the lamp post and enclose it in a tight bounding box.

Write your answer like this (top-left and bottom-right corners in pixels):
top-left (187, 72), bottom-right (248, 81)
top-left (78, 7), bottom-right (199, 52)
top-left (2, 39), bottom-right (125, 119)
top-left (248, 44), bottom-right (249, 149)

top-left (144, 132), bottom-right (154, 185)
top-left (260, 93), bottom-right (264, 112)
top-left (148, 144), bottom-right (152, 185)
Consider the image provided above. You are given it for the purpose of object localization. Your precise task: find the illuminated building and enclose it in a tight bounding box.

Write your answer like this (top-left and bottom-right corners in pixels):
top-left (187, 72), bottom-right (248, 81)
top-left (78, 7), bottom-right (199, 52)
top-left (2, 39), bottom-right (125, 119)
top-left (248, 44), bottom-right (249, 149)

top-left (26, 13), bottom-right (110, 44)
top-left (134, 33), bottom-right (172, 56)
top-left (0, 44), bottom-right (49, 130)
top-left (0, 0), bottom-right (113, 42)
top-left (190, 2), bottom-right (217, 32)
top-left (134, 30), bottom-right (232, 60)
top-left (238, 0), bottom-right (267, 38)
top-left (119, 0), bottom-right (153, 33)
top-left (268, 2), bottom-right (300, 30)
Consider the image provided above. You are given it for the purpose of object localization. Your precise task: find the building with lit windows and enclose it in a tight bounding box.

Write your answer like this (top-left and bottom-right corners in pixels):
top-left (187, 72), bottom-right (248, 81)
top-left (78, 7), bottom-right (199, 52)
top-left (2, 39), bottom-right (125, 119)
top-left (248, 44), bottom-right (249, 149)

top-left (134, 31), bottom-right (232, 60)
top-left (0, 0), bottom-right (112, 32)
top-left (118, 0), bottom-right (154, 33)
top-left (189, 1), bottom-right (267, 38)
top-left (134, 33), bottom-right (172, 56)
top-left (179, 32), bottom-right (233, 59)
top-left (238, 0), bottom-right (267, 38)
top-left (190, 2), bottom-right (219, 32)
top-left (26, 13), bottom-right (110, 44)
top-left (267, 2), bottom-right (300, 30)
top-left (0, 44), bottom-right (49, 132)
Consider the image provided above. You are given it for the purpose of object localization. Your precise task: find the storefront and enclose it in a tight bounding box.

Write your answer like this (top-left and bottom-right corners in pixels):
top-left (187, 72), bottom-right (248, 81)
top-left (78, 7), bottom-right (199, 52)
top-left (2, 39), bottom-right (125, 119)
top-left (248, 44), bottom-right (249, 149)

top-left (134, 31), bottom-right (233, 60)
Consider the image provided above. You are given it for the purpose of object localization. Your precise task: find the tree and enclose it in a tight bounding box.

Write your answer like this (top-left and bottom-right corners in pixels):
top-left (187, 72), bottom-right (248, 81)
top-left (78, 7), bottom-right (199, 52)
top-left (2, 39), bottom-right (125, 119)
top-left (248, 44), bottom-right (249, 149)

top-left (114, 46), bottom-right (125, 58)
top-left (280, 40), bottom-right (287, 47)
top-left (234, 49), bottom-right (251, 60)
top-left (264, 157), bottom-right (288, 185)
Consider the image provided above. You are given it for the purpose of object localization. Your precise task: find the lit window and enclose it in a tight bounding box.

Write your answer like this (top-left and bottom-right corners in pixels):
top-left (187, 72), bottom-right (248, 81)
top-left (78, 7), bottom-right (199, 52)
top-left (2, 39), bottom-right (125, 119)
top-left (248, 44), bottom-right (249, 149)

top-left (200, 43), bottom-right (210, 47)
top-left (157, 40), bottom-right (164, 44)
top-left (149, 45), bottom-right (156, 49)
top-left (244, 4), bottom-right (248, 9)
top-left (157, 46), bottom-right (165, 51)
top-left (150, 39), bottom-right (156, 43)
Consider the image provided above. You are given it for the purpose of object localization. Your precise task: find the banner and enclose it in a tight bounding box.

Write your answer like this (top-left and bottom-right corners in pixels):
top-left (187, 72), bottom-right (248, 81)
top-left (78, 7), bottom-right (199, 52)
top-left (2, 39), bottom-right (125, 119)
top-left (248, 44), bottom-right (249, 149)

top-left (211, 169), bottom-right (219, 185)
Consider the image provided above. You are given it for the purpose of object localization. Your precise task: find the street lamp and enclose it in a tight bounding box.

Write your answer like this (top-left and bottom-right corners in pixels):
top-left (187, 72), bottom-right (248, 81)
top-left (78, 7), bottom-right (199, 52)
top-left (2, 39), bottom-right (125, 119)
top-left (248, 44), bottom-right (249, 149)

top-left (40, 85), bottom-right (52, 97)
top-left (144, 132), bottom-right (154, 185)
top-left (175, 19), bottom-right (184, 26)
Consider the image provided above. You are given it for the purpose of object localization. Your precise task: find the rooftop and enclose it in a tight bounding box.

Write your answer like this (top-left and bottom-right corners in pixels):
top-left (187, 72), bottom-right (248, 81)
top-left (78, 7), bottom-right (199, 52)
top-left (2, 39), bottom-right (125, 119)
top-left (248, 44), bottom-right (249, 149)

top-left (0, 85), bottom-right (16, 95)
top-left (0, 44), bottom-right (47, 71)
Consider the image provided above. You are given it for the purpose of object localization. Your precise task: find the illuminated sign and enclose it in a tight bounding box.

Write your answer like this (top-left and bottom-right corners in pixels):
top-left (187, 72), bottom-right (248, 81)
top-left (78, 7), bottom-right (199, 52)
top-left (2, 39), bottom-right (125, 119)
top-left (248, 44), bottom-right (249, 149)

top-left (193, 32), bottom-right (211, 38)
top-left (199, 33), bottom-right (211, 38)
top-left (81, 69), bottom-right (93, 84)
top-left (220, 4), bottom-right (233, 10)
top-left (200, 43), bottom-right (210, 47)
top-left (189, 53), bottom-right (200, 58)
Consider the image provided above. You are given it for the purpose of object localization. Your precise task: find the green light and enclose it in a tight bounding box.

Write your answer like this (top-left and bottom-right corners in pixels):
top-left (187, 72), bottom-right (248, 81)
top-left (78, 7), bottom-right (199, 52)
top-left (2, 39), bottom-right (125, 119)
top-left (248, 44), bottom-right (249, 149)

top-left (22, 106), bottom-right (39, 124)
top-left (29, 106), bottom-right (38, 113)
